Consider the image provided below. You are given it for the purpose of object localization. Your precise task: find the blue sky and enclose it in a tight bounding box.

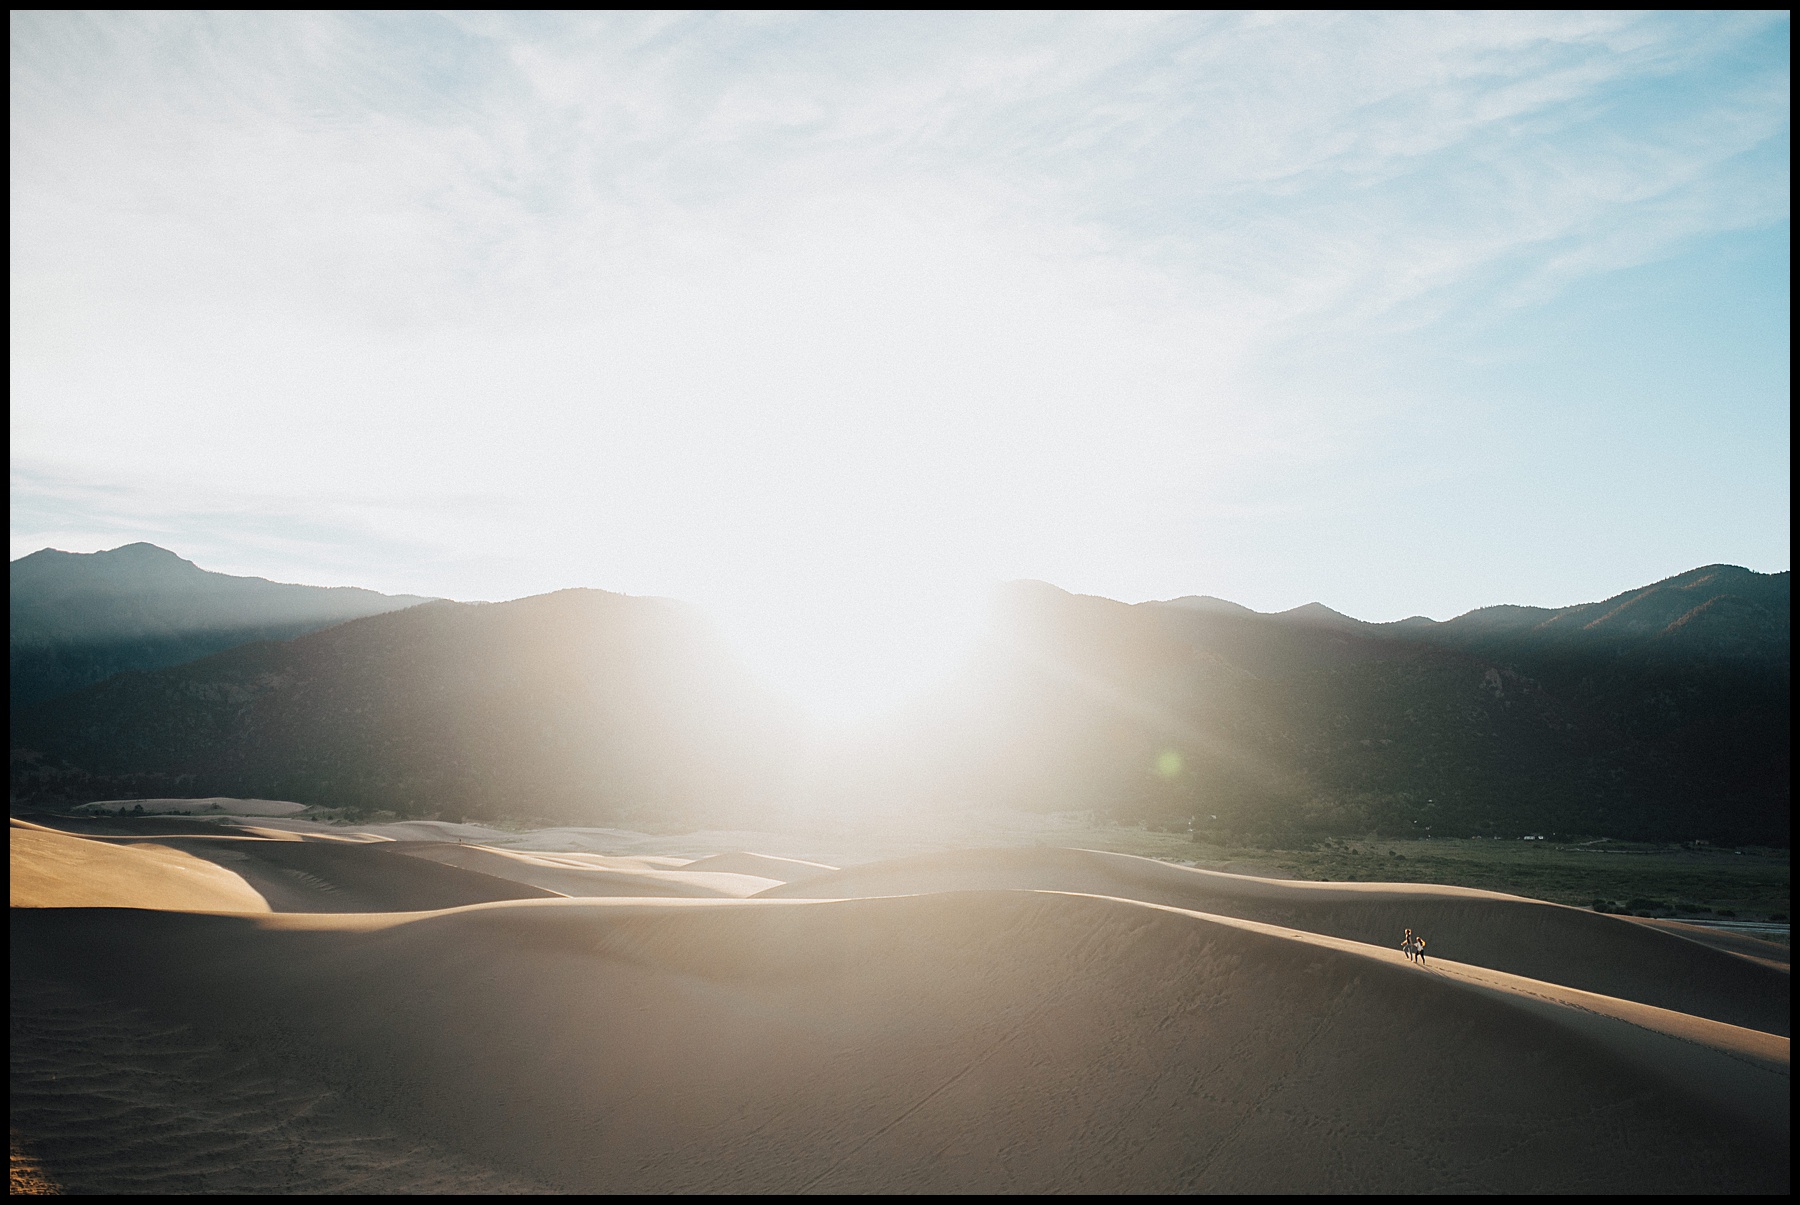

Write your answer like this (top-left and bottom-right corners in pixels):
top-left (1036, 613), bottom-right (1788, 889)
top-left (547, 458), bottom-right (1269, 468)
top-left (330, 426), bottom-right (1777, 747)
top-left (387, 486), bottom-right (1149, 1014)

top-left (9, 12), bottom-right (1790, 714)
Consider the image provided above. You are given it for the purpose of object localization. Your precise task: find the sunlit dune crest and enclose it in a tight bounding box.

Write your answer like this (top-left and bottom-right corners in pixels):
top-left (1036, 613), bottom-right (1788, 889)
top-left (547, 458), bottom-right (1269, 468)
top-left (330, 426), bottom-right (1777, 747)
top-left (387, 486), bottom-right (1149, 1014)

top-left (10, 818), bottom-right (1788, 1193)
top-left (759, 845), bottom-right (1790, 1035)
top-left (10, 820), bottom-right (272, 914)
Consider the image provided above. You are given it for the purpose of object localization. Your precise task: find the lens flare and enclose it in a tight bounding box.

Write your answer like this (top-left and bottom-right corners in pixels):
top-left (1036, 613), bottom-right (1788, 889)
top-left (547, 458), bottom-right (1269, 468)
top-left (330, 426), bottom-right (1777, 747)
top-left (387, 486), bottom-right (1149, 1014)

top-left (709, 583), bottom-right (986, 729)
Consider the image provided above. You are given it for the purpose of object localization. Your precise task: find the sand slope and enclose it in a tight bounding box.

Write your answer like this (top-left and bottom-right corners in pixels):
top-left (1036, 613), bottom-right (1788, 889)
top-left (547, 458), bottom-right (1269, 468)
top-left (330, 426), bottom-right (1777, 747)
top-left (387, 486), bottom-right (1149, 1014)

top-left (10, 970), bottom-right (550, 1193)
top-left (9, 820), bottom-right (269, 913)
top-left (1624, 915), bottom-right (1791, 968)
top-left (10, 820), bottom-right (560, 914)
top-left (10, 825), bottom-right (1789, 1192)
top-left (165, 837), bottom-right (570, 912)
top-left (393, 843), bottom-right (781, 898)
top-left (10, 892), bottom-right (1787, 1194)
top-left (679, 851), bottom-right (839, 881)
top-left (759, 846), bottom-right (1791, 1035)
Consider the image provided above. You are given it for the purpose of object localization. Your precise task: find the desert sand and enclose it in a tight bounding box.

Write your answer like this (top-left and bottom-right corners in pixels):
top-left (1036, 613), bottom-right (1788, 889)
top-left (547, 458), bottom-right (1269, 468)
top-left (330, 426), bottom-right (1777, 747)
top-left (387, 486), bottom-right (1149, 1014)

top-left (9, 820), bottom-right (272, 914)
top-left (1624, 915), bottom-right (1792, 968)
top-left (10, 814), bottom-right (1789, 1194)
top-left (394, 843), bottom-right (786, 898)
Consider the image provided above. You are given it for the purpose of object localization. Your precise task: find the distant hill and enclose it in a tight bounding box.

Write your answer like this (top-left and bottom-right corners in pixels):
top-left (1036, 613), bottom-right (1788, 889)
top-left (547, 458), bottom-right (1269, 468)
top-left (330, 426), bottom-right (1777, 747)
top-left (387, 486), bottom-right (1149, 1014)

top-left (880, 567), bottom-right (1788, 845)
top-left (9, 563), bottom-right (1788, 844)
top-left (10, 589), bottom-right (800, 827)
top-left (1394, 564), bottom-right (1789, 654)
top-left (9, 543), bottom-right (435, 708)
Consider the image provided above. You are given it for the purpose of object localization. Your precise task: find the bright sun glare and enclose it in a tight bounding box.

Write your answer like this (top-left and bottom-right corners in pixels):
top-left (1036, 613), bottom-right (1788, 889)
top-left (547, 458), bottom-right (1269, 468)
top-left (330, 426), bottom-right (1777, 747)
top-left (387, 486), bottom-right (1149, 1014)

top-left (711, 584), bottom-right (988, 729)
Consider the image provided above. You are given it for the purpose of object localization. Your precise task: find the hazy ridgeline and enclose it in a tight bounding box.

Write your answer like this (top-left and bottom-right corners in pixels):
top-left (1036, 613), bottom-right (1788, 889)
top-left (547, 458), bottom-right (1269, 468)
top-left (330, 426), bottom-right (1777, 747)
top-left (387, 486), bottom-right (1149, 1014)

top-left (9, 555), bottom-right (1789, 845)
top-left (9, 543), bottom-right (433, 709)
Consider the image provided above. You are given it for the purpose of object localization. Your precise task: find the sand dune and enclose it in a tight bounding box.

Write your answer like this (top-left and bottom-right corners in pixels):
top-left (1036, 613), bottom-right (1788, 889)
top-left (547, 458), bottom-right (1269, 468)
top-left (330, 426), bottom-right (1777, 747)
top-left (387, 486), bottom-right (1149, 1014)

top-left (9, 820), bottom-right (269, 913)
top-left (759, 846), bottom-right (1791, 1035)
top-left (9, 822), bottom-right (1789, 1192)
top-left (10, 819), bottom-right (559, 914)
top-left (166, 837), bottom-right (569, 912)
top-left (11, 890), bottom-right (1787, 1193)
top-left (436, 824), bottom-right (689, 853)
top-left (229, 815), bottom-right (727, 853)
top-left (10, 970), bottom-right (551, 1193)
top-left (227, 816), bottom-right (526, 843)
top-left (15, 812), bottom-right (269, 839)
top-left (394, 843), bottom-right (782, 898)
top-left (680, 851), bottom-right (839, 881)
top-left (1624, 915), bottom-right (1791, 968)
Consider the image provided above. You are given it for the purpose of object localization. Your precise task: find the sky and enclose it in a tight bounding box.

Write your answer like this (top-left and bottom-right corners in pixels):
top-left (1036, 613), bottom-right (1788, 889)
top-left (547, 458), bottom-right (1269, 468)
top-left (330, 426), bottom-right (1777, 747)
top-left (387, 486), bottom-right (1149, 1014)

top-left (10, 12), bottom-right (1791, 719)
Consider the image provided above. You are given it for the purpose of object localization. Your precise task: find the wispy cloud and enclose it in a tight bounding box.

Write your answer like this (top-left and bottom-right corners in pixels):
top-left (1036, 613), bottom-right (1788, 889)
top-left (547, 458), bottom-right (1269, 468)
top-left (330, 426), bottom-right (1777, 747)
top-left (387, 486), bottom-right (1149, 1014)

top-left (9, 11), bottom-right (1790, 620)
top-left (13, 12), bottom-right (1783, 331)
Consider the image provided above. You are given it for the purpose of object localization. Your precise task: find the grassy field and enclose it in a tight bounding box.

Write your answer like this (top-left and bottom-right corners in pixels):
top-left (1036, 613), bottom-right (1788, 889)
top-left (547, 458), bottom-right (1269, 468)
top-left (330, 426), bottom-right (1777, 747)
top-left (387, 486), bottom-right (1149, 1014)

top-left (1059, 827), bottom-right (1790, 924)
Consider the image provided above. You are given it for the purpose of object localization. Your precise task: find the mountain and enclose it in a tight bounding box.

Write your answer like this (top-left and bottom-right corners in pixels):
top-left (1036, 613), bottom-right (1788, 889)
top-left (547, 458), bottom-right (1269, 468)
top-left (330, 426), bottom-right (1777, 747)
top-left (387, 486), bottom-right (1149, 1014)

top-left (10, 589), bottom-right (800, 827)
top-left (1160, 595), bottom-right (1259, 618)
top-left (9, 564), bottom-right (1788, 844)
top-left (10, 543), bottom-right (435, 708)
top-left (1405, 564), bottom-right (1789, 654)
top-left (886, 567), bottom-right (1788, 844)
top-left (1274, 601), bottom-right (1364, 629)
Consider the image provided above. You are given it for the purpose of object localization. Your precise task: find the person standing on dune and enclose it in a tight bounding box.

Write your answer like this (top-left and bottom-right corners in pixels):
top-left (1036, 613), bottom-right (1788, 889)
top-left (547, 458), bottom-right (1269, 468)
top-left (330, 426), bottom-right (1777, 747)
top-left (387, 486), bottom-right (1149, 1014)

top-left (1413, 935), bottom-right (1428, 967)
top-left (1401, 928), bottom-right (1416, 962)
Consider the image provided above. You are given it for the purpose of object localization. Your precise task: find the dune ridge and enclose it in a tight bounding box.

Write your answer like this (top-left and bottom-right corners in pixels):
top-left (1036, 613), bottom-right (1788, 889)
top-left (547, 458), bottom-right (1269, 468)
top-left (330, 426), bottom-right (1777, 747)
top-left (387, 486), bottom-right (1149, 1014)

top-left (679, 850), bottom-right (839, 881)
top-left (9, 820), bottom-right (270, 913)
top-left (10, 819), bottom-right (560, 914)
top-left (759, 845), bottom-right (1791, 1035)
top-left (393, 842), bottom-right (783, 898)
top-left (1624, 915), bottom-right (1791, 966)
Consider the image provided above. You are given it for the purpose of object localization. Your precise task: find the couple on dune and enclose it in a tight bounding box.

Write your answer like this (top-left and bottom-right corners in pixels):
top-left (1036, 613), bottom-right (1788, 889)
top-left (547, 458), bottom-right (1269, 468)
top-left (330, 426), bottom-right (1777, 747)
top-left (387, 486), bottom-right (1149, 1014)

top-left (1401, 928), bottom-right (1429, 966)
